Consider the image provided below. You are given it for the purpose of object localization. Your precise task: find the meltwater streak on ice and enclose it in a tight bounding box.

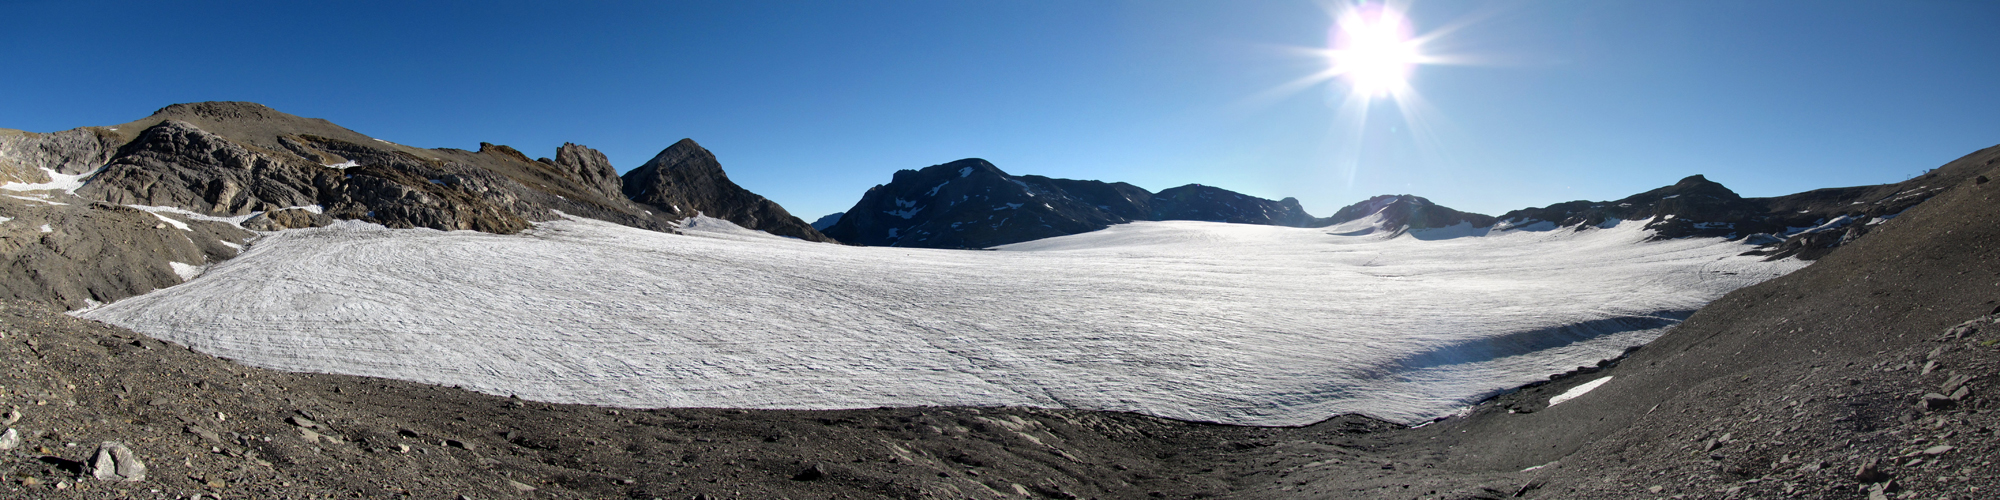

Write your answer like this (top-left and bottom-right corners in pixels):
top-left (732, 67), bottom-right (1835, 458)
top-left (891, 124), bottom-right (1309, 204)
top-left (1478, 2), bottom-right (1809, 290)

top-left (82, 217), bottom-right (1806, 426)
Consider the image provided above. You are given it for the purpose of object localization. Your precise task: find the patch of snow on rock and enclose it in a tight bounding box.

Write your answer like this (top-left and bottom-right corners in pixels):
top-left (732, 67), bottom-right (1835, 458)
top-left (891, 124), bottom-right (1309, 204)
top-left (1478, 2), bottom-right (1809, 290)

top-left (1, 167), bottom-right (99, 194)
top-left (168, 262), bottom-right (203, 281)
top-left (150, 212), bottom-right (191, 231)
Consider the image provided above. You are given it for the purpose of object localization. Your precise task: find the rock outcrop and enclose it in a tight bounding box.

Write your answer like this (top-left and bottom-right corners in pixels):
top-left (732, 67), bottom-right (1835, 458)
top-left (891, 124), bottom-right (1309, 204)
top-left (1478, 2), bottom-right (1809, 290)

top-left (81, 120), bottom-right (324, 215)
top-left (621, 139), bottom-right (833, 242)
top-left (543, 142), bottom-right (625, 202)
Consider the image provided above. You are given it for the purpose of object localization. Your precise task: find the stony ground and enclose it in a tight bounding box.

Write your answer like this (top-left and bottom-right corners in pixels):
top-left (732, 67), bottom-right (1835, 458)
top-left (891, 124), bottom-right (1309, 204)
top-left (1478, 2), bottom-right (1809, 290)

top-left (0, 299), bottom-right (1421, 499)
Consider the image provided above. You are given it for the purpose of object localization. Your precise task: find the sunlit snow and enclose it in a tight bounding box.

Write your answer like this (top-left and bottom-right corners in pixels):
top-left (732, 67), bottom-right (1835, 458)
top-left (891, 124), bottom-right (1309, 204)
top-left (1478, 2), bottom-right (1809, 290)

top-left (83, 217), bottom-right (1804, 425)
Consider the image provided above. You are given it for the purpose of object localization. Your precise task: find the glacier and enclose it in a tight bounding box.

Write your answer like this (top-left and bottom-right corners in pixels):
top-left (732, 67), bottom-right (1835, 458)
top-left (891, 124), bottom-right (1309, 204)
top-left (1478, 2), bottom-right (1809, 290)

top-left (81, 215), bottom-right (1805, 426)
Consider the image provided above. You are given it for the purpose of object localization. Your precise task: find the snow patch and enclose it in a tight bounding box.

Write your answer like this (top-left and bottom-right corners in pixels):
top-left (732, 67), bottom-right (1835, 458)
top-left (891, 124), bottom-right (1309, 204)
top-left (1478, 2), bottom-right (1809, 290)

top-left (7, 194), bottom-right (68, 206)
top-left (1548, 376), bottom-right (1612, 407)
top-left (926, 181), bottom-right (950, 197)
top-left (151, 212), bottom-right (192, 231)
top-left (169, 262), bottom-right (204, 281)
top-left (38, 224), bottom-right (52, 233)
top-left (323, 161), bottom-right (360, 170)
top-left (1, 166), bottom-right (99, 194)
top-left (127, 205), bottom-right (269, 227)
top-left (959, 166), bottom-right (974, 178)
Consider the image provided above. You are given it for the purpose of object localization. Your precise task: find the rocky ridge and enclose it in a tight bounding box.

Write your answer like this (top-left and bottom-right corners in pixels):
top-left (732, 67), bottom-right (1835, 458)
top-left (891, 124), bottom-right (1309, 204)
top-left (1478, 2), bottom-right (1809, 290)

top-left (820, 159), bottom-right (1322, 248)
top-left (0, 102), bottom-right (835, 309)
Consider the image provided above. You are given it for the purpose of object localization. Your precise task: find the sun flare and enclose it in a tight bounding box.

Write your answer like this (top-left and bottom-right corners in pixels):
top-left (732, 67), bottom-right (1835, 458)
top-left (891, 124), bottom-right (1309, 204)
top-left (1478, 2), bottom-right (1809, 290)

top-left (1329, 5), bottom-right (1423, 97)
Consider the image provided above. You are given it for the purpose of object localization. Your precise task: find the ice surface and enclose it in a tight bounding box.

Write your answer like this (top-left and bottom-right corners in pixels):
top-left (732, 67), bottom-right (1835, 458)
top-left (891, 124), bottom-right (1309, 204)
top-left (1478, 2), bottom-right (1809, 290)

top-left (84, 217), bottom-right (1804, 426)
top-left (1548, 376), bottom-right (1612, 407)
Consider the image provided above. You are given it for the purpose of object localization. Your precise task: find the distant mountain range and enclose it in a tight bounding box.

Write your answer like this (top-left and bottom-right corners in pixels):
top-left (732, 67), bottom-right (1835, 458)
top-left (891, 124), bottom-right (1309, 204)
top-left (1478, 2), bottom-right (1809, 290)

top-left (818, 157), bottom-right (1955, 257)
top-left (0, 101), bottom-right (1967, 310)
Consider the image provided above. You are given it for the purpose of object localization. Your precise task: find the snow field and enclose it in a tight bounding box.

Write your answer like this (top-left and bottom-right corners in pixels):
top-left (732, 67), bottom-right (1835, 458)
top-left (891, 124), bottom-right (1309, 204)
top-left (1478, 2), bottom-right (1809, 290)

top-left (83, 217), bottom-right (1805, 425)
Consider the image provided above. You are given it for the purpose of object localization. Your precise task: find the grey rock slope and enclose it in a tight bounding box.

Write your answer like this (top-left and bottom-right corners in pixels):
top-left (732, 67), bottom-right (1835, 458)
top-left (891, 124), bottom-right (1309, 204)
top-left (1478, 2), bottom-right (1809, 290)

top-left (620, 139), bottom-right (834, 242)
top-left (820, 159), bottom-right (1311, 248)
top-left (0, 127), bottom-right (118, 183)
top-left (0, 195), bottom-right (251, 310)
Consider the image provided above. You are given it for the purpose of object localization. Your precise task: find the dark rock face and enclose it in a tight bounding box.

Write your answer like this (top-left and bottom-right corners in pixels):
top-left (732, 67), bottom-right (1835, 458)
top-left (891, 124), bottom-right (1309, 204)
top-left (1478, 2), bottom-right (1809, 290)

top-left (1307, 194), bottom-right (1496, 234)
top-left (1149, 184), bottom-right (1314, 226)
top-left (819, 159), bottom-right (1151, 248)
top-left (621, 139), bottom-right (834, 243)
top-left (821, 159), bottom-right (1312, 249)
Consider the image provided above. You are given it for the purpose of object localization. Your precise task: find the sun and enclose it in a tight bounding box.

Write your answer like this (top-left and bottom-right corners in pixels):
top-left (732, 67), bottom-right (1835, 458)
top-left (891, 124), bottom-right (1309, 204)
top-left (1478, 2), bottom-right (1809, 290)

top-left (1328, 4), bottom-right (1423, 97)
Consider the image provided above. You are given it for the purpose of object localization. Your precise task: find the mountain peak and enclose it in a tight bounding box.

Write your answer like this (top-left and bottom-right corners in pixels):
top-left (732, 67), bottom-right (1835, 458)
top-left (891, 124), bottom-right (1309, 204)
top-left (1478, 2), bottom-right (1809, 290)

top-left (1311, 194), bottom-right (1492, 233)
top-left (621, 139), bottom-right (832, 243)
top-left (148, 101), bottom-right (286, 121)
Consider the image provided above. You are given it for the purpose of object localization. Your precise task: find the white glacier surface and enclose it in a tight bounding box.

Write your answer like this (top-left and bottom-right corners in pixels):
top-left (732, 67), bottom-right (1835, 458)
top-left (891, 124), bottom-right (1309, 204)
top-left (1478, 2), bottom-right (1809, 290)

top-left (82, 217), bottom-right (1805, 426)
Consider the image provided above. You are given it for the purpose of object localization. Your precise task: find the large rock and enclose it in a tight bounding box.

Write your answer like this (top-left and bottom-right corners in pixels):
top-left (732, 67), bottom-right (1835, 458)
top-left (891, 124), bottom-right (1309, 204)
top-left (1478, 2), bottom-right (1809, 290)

top-left (91, 441), bottom-right (146, 482)
top-left (545, 143), bottom-right (625, 202)
top-left (622, 139), bottom-right (832, 242)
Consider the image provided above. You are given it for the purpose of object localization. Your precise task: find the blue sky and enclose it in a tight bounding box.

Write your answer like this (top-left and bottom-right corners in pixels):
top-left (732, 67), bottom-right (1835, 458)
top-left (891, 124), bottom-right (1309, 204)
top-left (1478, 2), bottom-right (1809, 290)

top-left (6, 1), bottom-right (1998, 219)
